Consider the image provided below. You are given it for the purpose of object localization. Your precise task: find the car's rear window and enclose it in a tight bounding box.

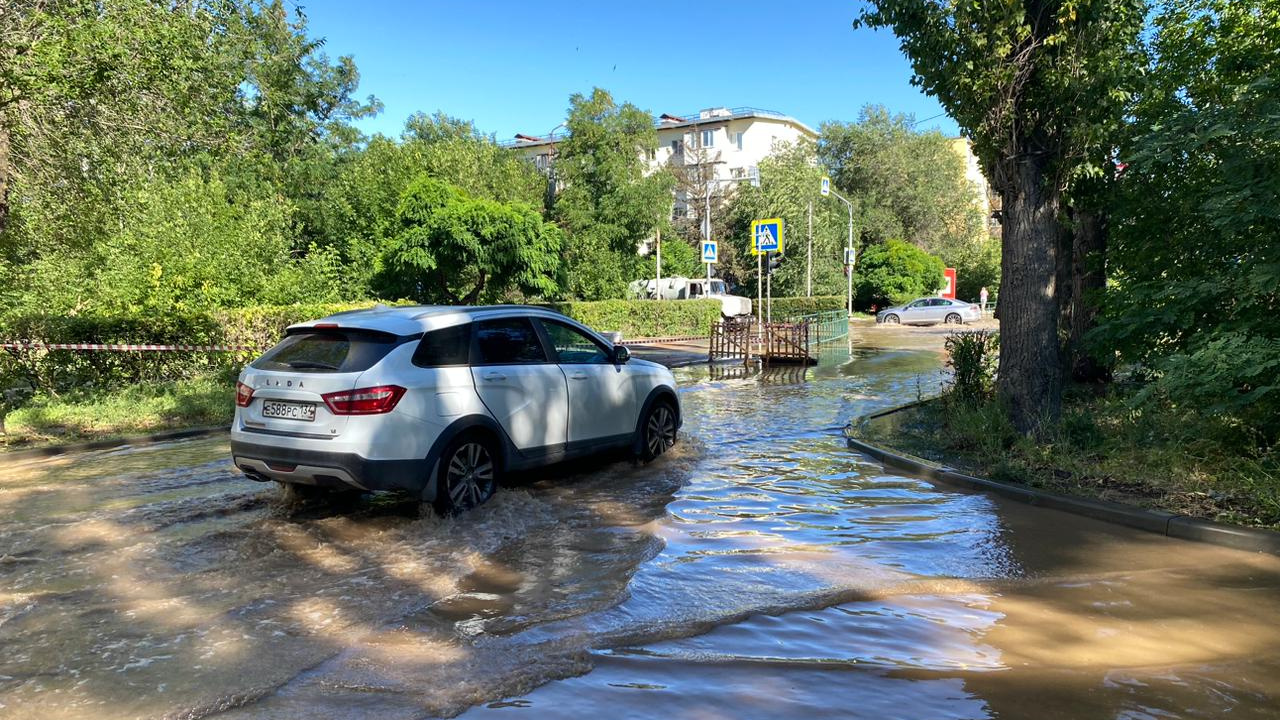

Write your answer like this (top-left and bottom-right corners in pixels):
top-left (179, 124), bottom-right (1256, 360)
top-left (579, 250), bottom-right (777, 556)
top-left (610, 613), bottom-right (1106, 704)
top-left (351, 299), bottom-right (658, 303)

top-left (252, 329), bottom-right (402, 373)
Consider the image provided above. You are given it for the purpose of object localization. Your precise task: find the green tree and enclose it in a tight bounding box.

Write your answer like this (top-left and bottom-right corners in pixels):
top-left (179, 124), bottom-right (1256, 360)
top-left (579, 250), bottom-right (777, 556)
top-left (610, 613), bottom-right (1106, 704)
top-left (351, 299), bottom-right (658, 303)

top-left (857, 0), bottom-right (1146, 433)
top-left (312, 116), bottom-right (547, 298)
top-left (238, 0), bottom-right (381, 250)
top-left (855, 239), bottom-right (946, 309)
top-left (375, 176), bottom-right (562, 304)
top-left (551, 88), bottom-right (674, 300)
top-left (820, 106), bottom-right (985, 255)
top-left (1099, 0), bottom-right (1280, 431)
top-left (724, 139), bottom-right (848, 297)
top-left (656, 236), bottom-right (702, 279)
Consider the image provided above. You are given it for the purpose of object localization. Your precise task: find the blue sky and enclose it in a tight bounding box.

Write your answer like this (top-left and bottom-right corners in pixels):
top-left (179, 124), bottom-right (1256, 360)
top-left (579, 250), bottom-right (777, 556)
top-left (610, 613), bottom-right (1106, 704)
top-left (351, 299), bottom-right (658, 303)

top-left (299, 0), bottom-right (960, 140)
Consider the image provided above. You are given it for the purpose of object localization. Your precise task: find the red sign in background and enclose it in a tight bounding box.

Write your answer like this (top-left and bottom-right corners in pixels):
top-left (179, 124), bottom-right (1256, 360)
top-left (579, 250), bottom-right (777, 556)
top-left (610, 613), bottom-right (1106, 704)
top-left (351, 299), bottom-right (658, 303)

top-left (942, 267), bottom-right (957, 299)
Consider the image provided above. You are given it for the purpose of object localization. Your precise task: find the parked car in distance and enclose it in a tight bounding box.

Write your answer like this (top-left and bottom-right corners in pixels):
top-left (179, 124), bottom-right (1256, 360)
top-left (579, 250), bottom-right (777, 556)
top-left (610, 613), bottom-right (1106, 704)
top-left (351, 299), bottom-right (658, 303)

top-left (628, 277), bottom-right (752, 318)
top-left (876, 297), bottom-right (981, 326)
top-left (230, 305), bottom-right (682, 515)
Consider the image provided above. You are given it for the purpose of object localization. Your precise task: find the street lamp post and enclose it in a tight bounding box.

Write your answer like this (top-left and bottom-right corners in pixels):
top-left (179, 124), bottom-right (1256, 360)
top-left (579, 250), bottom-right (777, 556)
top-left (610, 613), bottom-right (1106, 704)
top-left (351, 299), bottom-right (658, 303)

top-left (822, 185), bottom-right (856, 317)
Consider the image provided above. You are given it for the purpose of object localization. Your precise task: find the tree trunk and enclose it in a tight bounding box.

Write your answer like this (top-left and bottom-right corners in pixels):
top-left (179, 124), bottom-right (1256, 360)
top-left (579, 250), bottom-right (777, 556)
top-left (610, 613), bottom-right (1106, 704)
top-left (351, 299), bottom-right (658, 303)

top-left (1057, 206), bottom-right (1075, 376)
top-left (996, 151), bottom-right (1063, 435)
top-left (0, 119), bottom-right (10, 238)
top-left (1069, 209), bottom-right (1110, 383)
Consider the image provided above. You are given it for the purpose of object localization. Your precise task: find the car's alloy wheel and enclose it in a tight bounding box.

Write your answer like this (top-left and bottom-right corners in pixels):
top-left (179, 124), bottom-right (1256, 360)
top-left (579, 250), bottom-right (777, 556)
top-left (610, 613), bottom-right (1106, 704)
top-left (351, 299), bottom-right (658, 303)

top-left (438, 440), bottom-right (496, 515)
top-left (643, 403), bottom-right (677, 460)
top-left (945, 313), bottom-right (962, 325)
top-left (884, 314), bottom-right (900, 324)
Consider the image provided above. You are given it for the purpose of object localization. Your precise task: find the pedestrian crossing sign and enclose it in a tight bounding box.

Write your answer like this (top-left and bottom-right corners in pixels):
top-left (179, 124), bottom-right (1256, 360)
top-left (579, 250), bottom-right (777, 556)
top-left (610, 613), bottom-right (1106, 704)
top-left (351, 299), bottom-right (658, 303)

top-left (751, 218), bottom-right (783, 255)
top-left (702, 240), bottom-right (718, 263)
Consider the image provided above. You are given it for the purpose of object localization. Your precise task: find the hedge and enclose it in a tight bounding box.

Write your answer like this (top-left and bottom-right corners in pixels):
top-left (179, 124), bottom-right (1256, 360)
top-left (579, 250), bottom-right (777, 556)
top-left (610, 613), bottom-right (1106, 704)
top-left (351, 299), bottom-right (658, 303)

top-left (544, 299), bottom-right (722, 339)
top-left (768, 295), bottom-right (849, 319)
top-left (0, 299), bottom-right (729, 395)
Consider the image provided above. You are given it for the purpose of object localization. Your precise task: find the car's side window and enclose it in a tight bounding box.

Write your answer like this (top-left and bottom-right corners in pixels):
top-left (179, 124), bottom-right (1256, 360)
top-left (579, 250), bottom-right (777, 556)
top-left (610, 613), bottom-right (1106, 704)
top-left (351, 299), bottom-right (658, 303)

top-left (908, 300), bottom-right (927, 309)
top-left (473, 318), bottom-right (548, 365)
top-left (542, 320), bottom-right (610, 364)
top-left (412, 323), bottom-right (471, 367)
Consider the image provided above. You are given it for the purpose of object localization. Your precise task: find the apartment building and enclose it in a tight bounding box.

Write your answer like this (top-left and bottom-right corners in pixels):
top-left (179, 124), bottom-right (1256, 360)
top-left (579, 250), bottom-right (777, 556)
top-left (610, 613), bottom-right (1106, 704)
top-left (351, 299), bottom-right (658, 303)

top-left (506, 106), bottom-right (816, 180)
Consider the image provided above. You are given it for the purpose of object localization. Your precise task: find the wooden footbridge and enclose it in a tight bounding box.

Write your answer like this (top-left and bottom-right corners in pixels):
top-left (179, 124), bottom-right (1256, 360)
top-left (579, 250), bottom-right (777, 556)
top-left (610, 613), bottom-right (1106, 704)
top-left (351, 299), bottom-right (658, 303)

top-left (709, 310), bottom-right (848, 367)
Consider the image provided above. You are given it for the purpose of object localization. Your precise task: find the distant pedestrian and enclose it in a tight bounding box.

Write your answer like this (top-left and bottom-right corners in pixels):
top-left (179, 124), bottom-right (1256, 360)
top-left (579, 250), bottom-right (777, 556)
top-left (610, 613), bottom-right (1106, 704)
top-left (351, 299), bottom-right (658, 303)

top-left (979, 287), bottom-right (989, 314)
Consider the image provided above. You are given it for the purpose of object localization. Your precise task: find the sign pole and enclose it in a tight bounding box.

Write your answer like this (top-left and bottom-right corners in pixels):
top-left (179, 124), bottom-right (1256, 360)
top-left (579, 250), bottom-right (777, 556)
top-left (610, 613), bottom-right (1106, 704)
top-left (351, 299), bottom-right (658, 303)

top-left (766, 252), bottom-right (772, 324)
top-left (757, 252), bottom-right (763, 326)
top-left (806, 201), bottom-right (813, 298)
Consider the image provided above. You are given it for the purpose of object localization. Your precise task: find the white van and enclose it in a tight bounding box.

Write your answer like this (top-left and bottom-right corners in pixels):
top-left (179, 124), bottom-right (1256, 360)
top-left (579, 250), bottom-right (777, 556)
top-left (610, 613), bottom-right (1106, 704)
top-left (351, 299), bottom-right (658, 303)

top-left (628, 277), bottom-right (752, 317)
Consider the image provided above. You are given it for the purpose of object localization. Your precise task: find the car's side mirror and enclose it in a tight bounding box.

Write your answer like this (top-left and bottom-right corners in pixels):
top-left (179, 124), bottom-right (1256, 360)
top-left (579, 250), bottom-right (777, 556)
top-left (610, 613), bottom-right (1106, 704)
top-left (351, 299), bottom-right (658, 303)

top-left (612, 345), bottom-right (631, 364)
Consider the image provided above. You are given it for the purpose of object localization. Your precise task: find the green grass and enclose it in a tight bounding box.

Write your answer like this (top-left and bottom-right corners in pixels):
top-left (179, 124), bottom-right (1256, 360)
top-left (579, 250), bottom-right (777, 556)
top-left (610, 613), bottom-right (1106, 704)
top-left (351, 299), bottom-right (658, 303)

top-left (861, 389), bottom-right (1280, 530)
top-left (1, 376), bottom-right (233, 449)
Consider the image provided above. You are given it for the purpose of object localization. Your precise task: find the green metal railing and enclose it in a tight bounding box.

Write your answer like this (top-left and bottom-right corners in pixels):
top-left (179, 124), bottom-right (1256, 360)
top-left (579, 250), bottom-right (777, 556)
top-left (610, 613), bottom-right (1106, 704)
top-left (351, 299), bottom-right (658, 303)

top-left (792, 310), bottom-right (849, 346)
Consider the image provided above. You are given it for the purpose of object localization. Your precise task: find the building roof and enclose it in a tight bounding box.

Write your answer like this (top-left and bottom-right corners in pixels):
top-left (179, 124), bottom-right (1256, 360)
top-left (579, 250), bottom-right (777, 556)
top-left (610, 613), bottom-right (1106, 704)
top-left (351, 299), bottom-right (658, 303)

top-left (501, 106), bottom-right (818, 149)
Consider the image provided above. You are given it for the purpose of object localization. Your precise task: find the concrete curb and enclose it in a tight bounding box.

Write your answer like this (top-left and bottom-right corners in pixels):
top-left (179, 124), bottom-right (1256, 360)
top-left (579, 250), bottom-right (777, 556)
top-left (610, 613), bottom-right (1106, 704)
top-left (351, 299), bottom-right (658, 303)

top-left (844, 401), bottom-right (1280, 556)
top-left (1, 426), bottom-right (228, 463)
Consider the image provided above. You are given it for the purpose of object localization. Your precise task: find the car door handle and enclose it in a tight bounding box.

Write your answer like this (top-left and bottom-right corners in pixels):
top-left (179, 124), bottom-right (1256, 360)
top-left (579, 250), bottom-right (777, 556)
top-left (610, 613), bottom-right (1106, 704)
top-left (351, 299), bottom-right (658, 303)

top-left (569, 371), bottom-right (589, 380)
top-left (483, 372), bottom-right (507, 382)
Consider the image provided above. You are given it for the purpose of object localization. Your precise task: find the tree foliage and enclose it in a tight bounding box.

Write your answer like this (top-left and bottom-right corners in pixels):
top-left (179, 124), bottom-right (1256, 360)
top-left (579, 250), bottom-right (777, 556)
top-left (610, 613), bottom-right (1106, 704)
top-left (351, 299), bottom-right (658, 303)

top-left (723, 139), bottom-right (848, 297)
top-left (551, 88), bottom-right (674, 299)
top-left (820, 107), bottom-right (985, 255)
top-left (855, 239), bottom-right (946, 309)
top-left (375, 176), bottom-right (562, 304)
top-left (1098, 0), bottom-right (1280, 430)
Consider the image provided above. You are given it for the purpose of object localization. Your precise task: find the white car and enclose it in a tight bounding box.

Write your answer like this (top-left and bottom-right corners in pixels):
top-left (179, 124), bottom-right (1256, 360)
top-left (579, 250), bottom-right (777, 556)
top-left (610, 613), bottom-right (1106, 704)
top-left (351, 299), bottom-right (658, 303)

top-left (876, 297), bottom-right (981, 326)
top-left (230, 305), bottom-right (681, 514)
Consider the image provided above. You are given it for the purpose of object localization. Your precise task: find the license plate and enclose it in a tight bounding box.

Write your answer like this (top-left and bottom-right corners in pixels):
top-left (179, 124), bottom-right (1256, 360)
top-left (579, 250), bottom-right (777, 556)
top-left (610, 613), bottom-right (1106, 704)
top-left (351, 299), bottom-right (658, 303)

top-left (261, 400), bottom-right (316, 422)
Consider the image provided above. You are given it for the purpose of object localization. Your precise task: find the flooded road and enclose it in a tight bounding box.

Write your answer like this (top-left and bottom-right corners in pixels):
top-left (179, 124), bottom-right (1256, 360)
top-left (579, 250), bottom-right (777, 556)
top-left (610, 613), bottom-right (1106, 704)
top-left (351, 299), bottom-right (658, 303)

top-left (3, 342), bottom-right (1279, 719)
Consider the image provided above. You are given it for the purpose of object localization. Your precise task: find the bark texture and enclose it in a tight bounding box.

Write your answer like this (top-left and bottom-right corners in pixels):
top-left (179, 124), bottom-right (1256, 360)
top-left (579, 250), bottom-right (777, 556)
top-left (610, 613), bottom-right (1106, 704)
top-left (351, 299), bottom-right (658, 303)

top-left (996, 151), bottom-right (1063, 434)
top-left (1068, 209), bottom-right (1110, 383)
top-left (0, 120), bottom-right (10, 238)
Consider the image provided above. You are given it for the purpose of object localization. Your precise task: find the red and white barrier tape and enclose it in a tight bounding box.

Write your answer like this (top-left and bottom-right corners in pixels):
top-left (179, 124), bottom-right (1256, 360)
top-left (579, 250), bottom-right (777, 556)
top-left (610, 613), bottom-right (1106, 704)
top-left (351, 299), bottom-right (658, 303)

top-left (0, 342), bottom-right (255, 352)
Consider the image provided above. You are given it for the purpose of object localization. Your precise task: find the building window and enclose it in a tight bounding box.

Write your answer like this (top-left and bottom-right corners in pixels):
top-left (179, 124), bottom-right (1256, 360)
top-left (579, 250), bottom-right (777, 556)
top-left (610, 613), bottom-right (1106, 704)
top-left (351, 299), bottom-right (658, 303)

top-left (671, 139), bottom-right (683, 155)
top-left (730, 167), bottom-right (746, 179)
top-left (535, 154), bottom-right (549, 171)
top-left (736, 132), bottom-right (744, 150)
top-left (701, 129), bottom-right (715, 148)
top-left (645, 148), bottom-right (656, 161)
top-left (672, 205), bottom-right (687, 219)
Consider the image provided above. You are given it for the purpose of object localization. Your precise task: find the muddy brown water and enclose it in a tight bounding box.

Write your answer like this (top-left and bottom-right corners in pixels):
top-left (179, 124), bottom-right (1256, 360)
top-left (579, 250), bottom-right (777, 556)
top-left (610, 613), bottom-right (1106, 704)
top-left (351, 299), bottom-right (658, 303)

top-left (2, 343), bottom-right (1279, 719)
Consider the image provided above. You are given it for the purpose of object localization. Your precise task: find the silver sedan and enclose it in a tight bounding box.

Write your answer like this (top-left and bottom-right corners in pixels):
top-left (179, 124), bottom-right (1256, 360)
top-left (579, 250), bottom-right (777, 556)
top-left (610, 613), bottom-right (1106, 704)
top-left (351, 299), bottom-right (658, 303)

top-left (876, 297), bottom-right (981, 326)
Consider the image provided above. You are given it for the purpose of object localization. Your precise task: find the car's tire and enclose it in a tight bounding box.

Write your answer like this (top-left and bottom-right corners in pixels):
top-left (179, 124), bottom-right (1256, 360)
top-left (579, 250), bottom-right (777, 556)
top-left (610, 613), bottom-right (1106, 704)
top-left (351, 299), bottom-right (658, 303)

top-left (433, 434), bottom-right (499, 516)
top-left (883, 313), bottom-right (900, 325)
top-left (945, 312), bottom-right (963, 325)
top-left (639, 400), bottom-right (678, 462)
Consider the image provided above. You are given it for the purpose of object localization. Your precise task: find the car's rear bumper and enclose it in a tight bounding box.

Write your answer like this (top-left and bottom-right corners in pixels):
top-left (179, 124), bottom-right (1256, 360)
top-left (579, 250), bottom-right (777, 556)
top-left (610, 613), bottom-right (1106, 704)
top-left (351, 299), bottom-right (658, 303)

top-left (230, 438), bottom-right (427, 493)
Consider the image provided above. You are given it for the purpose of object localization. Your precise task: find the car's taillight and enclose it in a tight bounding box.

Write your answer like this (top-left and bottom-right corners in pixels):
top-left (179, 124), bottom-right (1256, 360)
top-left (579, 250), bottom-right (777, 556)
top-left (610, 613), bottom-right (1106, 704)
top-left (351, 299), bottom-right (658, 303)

top-left (321, 385), bottom-right (406, 415)
top-left (235, 381), bottom-right (254, 408)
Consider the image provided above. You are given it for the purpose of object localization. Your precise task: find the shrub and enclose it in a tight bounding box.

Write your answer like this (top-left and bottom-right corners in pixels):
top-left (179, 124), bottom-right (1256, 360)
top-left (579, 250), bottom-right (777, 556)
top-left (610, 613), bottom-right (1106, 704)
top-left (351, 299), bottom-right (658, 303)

top-left (855, 239), bottom-right (946, 309)
top-left (944, 329), bottom-right (999, 405)
top-left (544, 299), bottom-right (722, 338)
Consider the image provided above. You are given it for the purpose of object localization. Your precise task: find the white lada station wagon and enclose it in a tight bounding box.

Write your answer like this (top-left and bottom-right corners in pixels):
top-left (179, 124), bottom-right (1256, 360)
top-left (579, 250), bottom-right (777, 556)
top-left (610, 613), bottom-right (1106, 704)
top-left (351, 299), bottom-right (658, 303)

top-left (230, 305), bottom-right (681, 514)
